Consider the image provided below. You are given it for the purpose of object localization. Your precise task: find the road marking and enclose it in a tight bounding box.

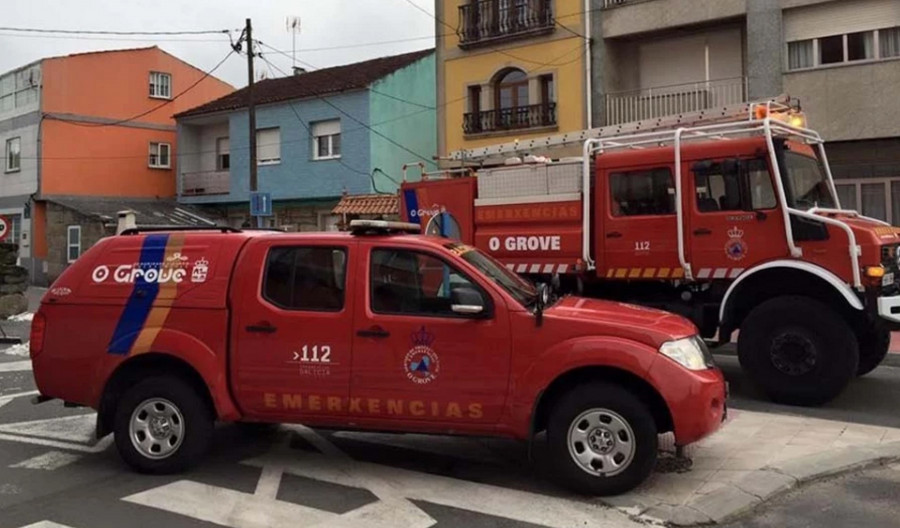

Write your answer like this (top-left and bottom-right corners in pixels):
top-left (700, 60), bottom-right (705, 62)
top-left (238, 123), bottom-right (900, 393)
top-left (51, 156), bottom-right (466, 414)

top-left (0, 390), bottom-right (39, 406)
top-left (0, 413), bottom-right (111, 453)
top-left (254, 465), bottom-right (284, 500)
top-left (18, 522), bottom-right (78, 528)
top-left (0, 361), bottom-right (31, 373)
top-left (10, 450), bottom-right (82, 470)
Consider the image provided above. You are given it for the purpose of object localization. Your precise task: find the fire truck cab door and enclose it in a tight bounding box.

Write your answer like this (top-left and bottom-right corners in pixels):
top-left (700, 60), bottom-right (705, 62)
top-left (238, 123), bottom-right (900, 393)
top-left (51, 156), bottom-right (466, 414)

top-left (599, 166), bottom-right (681, 279)
top-left (687, 157), bottom-right (786, 280)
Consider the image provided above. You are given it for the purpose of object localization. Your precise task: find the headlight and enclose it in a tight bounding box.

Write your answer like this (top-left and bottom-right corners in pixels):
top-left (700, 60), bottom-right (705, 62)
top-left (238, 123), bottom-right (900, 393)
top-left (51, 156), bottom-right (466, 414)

top-left (659, 336), bottom-right (713, 371)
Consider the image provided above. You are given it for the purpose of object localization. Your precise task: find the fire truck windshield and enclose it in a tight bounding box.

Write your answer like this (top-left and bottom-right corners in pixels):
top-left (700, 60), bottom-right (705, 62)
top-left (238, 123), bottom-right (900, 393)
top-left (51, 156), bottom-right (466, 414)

top-left (782, 151), bottom-right (836, 209)
top-left (445, 242), bottom-right (538, 306)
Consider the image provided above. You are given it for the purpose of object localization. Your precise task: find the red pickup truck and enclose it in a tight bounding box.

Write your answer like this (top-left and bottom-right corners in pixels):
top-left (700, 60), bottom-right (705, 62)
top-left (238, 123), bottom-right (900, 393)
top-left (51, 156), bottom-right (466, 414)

top-left (30, 221), bottom-right (726, 495)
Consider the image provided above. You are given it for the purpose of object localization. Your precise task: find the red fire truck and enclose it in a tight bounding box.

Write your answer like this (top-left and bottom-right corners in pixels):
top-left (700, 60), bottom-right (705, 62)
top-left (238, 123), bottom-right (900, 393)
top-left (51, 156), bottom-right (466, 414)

top-left (401, 96), bottom-right (900, 407)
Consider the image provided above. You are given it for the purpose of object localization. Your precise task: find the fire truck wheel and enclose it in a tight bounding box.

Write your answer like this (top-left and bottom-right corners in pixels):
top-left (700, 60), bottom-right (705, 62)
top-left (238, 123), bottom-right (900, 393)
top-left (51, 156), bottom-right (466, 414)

top-left (856, 323), bottom-right (890, 376)
top-left (113, 376), bottom-right (214, 474)
top-left (738, 296), bottom-right (859, 406)
top-left (547, 382), bottom-right (657, 496)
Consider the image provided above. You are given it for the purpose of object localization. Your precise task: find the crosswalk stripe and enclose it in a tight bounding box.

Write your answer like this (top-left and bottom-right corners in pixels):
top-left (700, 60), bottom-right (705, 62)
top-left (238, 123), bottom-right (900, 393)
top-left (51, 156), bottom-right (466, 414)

top-left (11, 450), bottom-right (82, 471)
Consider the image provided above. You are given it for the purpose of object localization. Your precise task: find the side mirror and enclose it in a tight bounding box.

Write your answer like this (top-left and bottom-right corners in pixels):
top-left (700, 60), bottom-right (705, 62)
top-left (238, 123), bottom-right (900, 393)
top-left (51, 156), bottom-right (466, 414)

top-left (451, 286), bottom-right (485, 316)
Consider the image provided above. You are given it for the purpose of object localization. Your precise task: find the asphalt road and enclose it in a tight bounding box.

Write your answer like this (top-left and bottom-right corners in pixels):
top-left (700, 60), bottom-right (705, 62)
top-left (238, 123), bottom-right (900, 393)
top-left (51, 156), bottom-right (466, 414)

top-left (2, 329), bottom-right (900, 527)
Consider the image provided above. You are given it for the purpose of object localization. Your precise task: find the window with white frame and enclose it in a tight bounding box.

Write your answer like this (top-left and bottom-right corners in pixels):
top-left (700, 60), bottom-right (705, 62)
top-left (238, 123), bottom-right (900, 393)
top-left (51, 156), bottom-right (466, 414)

top-left (835, 178), bottom-right (900, 225)
top-left (788, 27), bottom-right (900, 71)
top-left (312, 119), bottom-right (341, 160)
top-left (149, 72), bottom-right (172, 99)
top-left (216, 137), bottom-right (230, 170)
top-left (148, 142), bottom-right (171, 168)
top-left (256, 128), bottom-right (281, 165)
top-left (5, 137), bottom-right (20, 172)
top-left (67, 225), bottom-right (81, 263)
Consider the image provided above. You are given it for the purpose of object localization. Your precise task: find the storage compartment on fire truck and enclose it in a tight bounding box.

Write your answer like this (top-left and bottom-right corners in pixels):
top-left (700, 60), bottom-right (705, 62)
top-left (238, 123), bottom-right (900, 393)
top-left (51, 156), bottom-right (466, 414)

top-left (473, 159), bottom-right (584, 275)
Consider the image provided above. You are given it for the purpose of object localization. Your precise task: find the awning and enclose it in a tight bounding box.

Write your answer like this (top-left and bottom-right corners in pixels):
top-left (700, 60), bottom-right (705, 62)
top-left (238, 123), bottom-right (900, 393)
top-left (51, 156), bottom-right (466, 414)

top-left (331, 194), bottom-right (398, 216)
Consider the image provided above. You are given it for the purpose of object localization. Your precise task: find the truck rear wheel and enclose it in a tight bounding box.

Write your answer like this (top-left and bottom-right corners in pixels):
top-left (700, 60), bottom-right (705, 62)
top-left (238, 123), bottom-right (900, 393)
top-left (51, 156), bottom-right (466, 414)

top-left (547, 382), bottom-right (657, 496)
top-left (113, 376), bottom-right (213, 474)
top-left (738, 296), bottom-right (858, 406)
top-left (856, 322), bottom-right (890, 376)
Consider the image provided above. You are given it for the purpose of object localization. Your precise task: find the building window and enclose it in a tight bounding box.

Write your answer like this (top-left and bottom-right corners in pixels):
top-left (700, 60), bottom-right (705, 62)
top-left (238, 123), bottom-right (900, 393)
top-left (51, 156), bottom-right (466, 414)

top-left (610, 168), bottom-right (676, 217)
top-left (257, 127), bottom-right (281, 165)
top-left (263, 246), bottom-right (347, 311)
top-left (5, 137), bottom-right (20, 172)
top-left (788, 40), bottom-right (814, 70)
top-left (149, 72), bottom-right (172, 99)
top-left (495, 68), bottom-right (529, 111)
top-left (67, 225), bottom-right (81, 263)
top-left (312, 120), bottom-right (341, 160)
top-left (148, 142), bottom-right (171, 168)
top-left (881, 27), bottom-right (900, 58)
top-left (216, 137), bottom-right (230, 170)
top-left (835, 178), bottom-right (900, 225)
top-left (847, 31), bottom-right (875, 61)
top-left (819, 35), bottom-right (844, 65)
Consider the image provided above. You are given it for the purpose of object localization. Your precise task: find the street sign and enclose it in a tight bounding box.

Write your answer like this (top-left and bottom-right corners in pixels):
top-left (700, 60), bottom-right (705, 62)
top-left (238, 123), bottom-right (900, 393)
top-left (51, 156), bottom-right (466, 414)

top-left (0, 216), bottom-right (9, 242)
top-left (250, 192), bottom-right (273, 217)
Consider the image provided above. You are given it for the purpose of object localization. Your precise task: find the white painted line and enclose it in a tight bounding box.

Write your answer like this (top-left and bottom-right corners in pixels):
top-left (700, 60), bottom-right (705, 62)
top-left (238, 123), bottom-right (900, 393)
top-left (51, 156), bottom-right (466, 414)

top-left (0, 360), bottom-right (31, 373)
top-left (0, 433), bottom-right (111, 454)
top-left (0, 390), bottom-right (39, 405)
top-left (254, 465), bottom-right (284, 500)
top-left (18, 522), bottom-right (78, 528)
top-left (0, 414), bottom-right (97, 444)
top-left (123, 480), bottom-right (337, 528)
top-left (11, 450), bottom-right (82, 470)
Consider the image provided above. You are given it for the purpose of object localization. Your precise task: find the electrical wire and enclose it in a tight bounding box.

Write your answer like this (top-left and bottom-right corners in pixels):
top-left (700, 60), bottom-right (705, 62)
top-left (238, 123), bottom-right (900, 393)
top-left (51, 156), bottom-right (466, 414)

top-left (0, 32), bottom-right (233, 43)
top-left (0, 26), bottom-right (234, 35)
top-left (47, 48), bottom-right (236, 128)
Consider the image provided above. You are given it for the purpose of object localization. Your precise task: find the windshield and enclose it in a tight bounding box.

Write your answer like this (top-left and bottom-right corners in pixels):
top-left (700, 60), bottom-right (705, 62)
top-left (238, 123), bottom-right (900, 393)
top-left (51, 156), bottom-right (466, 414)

top-left (445, 242), bottom-right (537, 306)
top-left (782, 151), bottom-right (836, 209)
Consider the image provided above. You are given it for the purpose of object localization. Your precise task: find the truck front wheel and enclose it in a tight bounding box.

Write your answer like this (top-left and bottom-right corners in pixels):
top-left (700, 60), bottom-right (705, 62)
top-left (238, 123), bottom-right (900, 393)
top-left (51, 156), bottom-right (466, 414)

top-left (856, 322), bottom-right (890, 376)
top-left (738, 296), bottom-right (858, 406)
top-left (547, 382), bottom-right (657, 496)
top-left (113, 376), bottom-right (214, 474)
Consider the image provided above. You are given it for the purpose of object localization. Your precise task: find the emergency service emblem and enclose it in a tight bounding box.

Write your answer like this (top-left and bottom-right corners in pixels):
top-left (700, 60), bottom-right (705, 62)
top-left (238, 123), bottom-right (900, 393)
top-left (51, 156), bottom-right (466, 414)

top-left (724, 226), bottom-right (747, 261)
top-left (404, 326), bottom-right (439, 384)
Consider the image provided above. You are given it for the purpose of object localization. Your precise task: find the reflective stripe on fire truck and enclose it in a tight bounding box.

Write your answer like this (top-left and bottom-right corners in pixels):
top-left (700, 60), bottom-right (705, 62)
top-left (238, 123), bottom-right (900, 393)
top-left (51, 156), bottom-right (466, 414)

top-left (507, 263), bottom-right (573, 274)
top-left (603, 267), bottom-right (744, 280)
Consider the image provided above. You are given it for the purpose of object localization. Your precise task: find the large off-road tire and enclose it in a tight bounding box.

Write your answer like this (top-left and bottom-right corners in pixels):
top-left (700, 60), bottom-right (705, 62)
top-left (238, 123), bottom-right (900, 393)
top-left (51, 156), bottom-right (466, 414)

top-left (113, 376), bottom-right (214, 474)
top-left (856, 322), bottom-right (890, 376)
top-left (738, 296), bottom-right (858, 406)
top-left (547, 382), bottom-right (658, 496)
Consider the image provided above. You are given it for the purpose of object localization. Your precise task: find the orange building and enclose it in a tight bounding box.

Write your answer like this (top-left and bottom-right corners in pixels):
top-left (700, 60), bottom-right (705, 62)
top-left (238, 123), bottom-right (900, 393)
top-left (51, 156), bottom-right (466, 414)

top-left (0, 46), bottom-right (233, 284)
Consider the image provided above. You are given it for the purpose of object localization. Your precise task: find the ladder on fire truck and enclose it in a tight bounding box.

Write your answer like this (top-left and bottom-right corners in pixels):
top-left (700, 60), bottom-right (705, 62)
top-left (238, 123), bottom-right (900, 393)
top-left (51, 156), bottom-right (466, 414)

top-left (443, 95), bottom-right (882, 289)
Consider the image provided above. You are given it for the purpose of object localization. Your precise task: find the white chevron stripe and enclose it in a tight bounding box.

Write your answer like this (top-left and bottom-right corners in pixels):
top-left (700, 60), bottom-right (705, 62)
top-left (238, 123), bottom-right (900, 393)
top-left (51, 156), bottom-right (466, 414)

top-left (542, 264), bottom-right (554, 273)
top-left (516, 264), bottom-right (528, 273)
top-left (713, 268), bottom-right (728, 279)
top-left (529, 264), bottom-right (541, 274)
top-left (697, 268), bottom-right (712, 279)
top-left (558, 264), bottom-right (569, 274)
top-left (729, 268), bottom-right (744, 278)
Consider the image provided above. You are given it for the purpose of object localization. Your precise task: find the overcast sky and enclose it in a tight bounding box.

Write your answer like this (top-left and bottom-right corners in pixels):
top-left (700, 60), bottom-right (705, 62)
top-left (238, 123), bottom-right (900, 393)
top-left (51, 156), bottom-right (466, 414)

top-left (0, 0), bottom-right (437, 87)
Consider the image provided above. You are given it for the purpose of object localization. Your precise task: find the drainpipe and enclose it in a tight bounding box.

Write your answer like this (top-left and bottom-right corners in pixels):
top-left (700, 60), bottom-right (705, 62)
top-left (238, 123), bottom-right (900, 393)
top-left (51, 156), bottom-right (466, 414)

top-left (584, 0), bottom-right (592, 129)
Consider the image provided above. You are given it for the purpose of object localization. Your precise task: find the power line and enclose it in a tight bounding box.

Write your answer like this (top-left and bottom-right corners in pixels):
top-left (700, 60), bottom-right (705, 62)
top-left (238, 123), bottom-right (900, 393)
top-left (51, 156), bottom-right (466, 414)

top-left (49, 48), bottom-right (236, 128)
top-left (0, 32), bottom-right (231, 43)
top-left (0, 26), bottom-right (234, 36)
top-left (259, 54), bottom-right (433, 164)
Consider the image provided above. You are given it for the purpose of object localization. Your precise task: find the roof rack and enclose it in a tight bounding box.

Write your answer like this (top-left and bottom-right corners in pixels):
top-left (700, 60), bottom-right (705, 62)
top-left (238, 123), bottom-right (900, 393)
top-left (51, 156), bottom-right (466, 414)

top-left (349, 219), bottom-right (420, 235)
top-left (119, 226), bottom-right (241, 236)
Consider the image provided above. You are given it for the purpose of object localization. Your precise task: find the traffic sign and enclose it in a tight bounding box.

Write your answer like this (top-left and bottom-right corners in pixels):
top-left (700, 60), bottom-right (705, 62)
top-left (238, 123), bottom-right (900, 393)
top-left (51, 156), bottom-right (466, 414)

top-left (0, 216), bottom-right (9, 242)
top-left (250, 192), bottom-right (273, 217)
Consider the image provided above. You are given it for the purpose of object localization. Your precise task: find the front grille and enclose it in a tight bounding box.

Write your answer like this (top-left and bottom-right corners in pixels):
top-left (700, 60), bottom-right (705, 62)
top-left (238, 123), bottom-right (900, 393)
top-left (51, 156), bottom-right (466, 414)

top-left (881, 244), bottom-right (900, 271)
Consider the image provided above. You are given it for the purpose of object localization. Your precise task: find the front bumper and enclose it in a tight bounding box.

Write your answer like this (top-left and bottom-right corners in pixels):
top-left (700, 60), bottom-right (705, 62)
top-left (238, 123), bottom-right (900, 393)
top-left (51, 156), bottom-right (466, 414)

top-left (877, 294), bottom-right (900, 324)
top-left (647, 357), bottom-right (727, 446)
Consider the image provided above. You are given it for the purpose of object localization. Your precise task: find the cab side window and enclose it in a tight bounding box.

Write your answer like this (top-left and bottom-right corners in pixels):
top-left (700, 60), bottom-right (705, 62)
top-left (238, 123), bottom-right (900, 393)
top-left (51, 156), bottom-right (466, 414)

top-left (610, 168), bottom-right (675, 216)
top-left (370, 249), bottom-right (483, 317)
top-left (694, 159), bottom-right (776, 213)
top-left (264, 246), bottom-right (346, 311)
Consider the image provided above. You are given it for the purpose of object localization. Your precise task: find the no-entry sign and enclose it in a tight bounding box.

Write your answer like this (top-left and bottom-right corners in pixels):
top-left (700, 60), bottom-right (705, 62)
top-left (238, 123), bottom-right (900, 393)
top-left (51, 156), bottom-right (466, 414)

top-left (0, 216), bottom-right (9, 242)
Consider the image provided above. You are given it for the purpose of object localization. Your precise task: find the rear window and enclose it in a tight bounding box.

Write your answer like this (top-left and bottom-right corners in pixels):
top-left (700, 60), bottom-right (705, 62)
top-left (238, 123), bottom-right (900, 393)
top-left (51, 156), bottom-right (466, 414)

top-left (263, 246), bottom-right (347, 311)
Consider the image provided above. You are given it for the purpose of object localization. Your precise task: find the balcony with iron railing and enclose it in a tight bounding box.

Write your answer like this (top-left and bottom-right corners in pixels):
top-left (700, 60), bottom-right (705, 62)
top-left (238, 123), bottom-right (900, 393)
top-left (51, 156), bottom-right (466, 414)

top-left (181, 170), bottom-right (230, 197)
top-left (458, 0), bottom-right (554, 49)
top-left (604, 77), bottom-right (748, 126)
top-left (463, 102), bottom-right (557, 135)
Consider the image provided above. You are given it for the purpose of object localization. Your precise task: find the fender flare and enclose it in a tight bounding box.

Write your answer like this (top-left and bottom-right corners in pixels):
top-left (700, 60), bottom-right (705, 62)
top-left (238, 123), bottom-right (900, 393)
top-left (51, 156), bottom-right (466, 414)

top-left (719, 260), bottom-right (864, 324)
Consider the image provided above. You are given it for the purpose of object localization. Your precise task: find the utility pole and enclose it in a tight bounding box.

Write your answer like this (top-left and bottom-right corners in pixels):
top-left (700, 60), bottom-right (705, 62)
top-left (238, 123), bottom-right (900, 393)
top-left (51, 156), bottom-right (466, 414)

top-left (245, 17), bottom-right (260, 228)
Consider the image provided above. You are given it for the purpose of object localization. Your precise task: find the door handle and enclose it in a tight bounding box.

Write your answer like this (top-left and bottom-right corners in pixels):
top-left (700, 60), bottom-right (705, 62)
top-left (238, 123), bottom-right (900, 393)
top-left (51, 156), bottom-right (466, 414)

top-left (356, 326), bottom-right (390, 338)
top-left (694, 228), bottom-right (712, 236)
top-left (606, 231), bottom-right (623, 239)
top-left (246, 322), bottom-right (277, 334)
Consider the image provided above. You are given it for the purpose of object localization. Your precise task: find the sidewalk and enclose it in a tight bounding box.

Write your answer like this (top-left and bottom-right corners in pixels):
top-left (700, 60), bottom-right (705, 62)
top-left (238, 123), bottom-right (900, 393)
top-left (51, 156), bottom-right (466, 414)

top-left (610, 409), bottom-right (900, 525)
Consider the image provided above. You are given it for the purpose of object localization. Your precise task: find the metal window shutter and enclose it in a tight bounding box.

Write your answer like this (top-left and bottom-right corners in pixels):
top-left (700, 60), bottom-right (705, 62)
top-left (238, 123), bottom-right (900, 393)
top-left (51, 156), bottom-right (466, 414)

top-left (312, 119), bottom-right (340, 137)
top-left (784, 0), bottom-right (900, 42)
top-left (257, 128), bottom-right (280, 161)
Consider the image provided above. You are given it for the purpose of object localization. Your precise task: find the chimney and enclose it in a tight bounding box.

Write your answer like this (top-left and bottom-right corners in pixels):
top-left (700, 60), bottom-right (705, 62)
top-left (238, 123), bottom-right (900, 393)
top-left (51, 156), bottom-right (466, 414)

top-left (116, 210), bottom-right (137, 234)
top-left (292, 66), bottom-right (307, 76)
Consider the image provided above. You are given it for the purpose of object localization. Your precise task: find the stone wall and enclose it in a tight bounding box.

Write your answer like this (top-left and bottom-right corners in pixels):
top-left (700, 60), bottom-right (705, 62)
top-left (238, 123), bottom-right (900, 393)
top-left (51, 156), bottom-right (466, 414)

top-left (0, 243), bottom-right (28, 318)
top-left (45, 202), bottom-right (112, 284)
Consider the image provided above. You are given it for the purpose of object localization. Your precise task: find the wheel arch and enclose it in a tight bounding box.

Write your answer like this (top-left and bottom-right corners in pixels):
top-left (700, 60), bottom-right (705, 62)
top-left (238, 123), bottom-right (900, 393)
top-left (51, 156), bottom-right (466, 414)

top-left (531, 366), bottom-right (674, 438)
top-left (719, 261), bottom-right (863, 338)
top-left (96, 353), bottom-right (217, 439)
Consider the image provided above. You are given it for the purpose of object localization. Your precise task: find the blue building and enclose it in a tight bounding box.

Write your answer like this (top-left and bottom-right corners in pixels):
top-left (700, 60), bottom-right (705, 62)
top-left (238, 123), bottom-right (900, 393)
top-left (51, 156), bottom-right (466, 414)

top-left (175, 49), bottom-right (435, 230)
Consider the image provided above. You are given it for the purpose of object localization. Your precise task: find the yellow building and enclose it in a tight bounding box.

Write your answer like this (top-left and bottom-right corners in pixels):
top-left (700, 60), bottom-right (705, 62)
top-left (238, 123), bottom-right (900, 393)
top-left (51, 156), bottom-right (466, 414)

top-left (436, 0), bottom-right (589, 164)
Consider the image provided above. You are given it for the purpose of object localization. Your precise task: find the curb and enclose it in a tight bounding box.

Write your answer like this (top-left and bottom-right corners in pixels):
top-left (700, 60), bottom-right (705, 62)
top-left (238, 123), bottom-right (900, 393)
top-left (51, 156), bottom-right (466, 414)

top-left (633, 440), bottom-right (900, 526)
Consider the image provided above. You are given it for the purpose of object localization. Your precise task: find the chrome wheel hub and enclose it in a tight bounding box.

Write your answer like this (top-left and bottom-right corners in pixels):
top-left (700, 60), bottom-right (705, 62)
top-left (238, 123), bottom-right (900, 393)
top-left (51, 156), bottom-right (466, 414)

top-left (130, 398), bottom-right (185, 460)
top-left (567, 408), bottom-right (636, 477)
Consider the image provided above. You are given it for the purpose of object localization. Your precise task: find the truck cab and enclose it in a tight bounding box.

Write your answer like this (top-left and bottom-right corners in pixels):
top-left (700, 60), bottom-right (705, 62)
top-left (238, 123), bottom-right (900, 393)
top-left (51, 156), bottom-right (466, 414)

top-left (30, 222), bottom-right (726, 496)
